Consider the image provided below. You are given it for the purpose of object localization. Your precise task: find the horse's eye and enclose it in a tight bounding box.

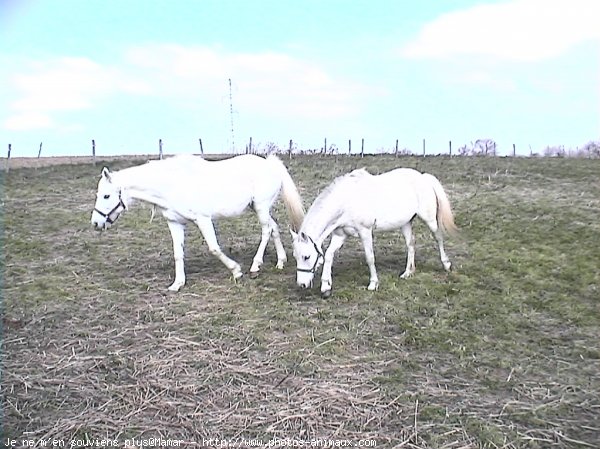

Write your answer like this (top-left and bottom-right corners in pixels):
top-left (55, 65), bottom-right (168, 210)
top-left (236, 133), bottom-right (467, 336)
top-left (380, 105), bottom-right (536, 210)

top-left (103, 194), bottom-right (110, 199)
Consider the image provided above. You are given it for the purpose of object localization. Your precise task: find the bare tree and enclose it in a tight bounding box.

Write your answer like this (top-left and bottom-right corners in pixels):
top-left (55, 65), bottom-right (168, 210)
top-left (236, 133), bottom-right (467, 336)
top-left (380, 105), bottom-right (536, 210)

top-left (458, 139), bottom-right (498, 156)
top-left (263, 142), bottom-right (280, 155)
top-left (473, 139), bottom-right (497, 156)
top-left (543, 145), bottom-right (566, 157)
top-left (458, 144), bottom-right (470, 156)
top-left (581, 141), bottom-right (600, 158)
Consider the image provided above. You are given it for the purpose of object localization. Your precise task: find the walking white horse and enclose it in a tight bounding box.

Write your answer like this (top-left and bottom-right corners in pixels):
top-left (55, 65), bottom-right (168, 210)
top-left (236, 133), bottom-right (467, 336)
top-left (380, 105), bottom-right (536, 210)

top-left (291, 167), bottom-right (457, 297)
top-left (91, 154), bottom-right (304, 291)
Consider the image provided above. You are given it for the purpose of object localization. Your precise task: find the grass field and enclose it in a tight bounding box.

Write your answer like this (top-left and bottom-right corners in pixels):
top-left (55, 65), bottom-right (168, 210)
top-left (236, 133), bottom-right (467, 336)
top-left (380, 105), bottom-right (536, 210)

top-left (2, 155), bottom-right (599, 448)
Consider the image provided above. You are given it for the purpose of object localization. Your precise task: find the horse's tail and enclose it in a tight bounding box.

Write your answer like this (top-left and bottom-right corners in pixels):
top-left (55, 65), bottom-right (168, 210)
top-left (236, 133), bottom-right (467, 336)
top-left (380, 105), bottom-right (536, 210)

top-left (422, 173), bottom-right (458, 235)
top-left (266, 155), bottom-right (305, 231)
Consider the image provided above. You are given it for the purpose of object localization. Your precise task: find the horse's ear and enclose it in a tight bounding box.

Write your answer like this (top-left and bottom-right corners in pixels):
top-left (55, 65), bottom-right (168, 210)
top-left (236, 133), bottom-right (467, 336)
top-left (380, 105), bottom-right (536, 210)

top-left (101, 167), bottom-right (112, 181)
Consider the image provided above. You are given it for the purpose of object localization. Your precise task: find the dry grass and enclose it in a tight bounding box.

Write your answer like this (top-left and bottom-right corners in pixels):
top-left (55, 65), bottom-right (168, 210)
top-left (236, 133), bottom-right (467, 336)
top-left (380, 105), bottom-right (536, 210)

top-left (2, 155), bottom-right (599, 448)
top-left (1, 155), bottom-right (158, 170)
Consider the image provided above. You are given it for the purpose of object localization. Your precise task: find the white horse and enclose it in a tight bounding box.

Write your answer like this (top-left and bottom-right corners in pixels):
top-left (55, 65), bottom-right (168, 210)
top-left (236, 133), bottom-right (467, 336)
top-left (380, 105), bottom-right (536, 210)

top-left (291, 167), bottom-right (457, 297)
top-left (91, 154), bottom-right (305, 291)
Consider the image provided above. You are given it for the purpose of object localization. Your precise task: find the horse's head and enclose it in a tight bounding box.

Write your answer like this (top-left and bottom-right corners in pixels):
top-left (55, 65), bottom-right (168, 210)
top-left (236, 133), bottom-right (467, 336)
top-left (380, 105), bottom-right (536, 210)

top-left (290, 230), bottom-right (324, 289)
top-left (91, 167), bottom-right (126, 231)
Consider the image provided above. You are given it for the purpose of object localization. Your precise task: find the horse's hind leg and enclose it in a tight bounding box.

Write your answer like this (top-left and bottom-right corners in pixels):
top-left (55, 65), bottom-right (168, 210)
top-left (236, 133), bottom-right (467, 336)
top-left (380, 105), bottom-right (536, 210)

top-left (424, 218), bottom-right (452, 272)
top-left (167, 220), bottom-right (186, 291)
top-left (400, 222), bottom-right (416, 279)
top-left (195, 216), bottom-right (243, 280)
top-left (249, 207), bottom-right (286, 277)
top-left (269, 217), bottom-right (287, 269)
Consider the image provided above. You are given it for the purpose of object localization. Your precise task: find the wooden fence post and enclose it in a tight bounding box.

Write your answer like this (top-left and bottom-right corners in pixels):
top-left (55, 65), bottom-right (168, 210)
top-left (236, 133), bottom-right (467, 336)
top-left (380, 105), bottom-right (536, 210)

top-left (361, 138), bottom-right (364, 158)
top-left (199, 138), bottom-right (204, 155)
top-left (248, 137), bottom-right (252, 154)
top-left (92, 140), bottom-right (96, 166)
top-left (324, 137), bottom-right (327, 155)
top-left (395, 139), bottom-right (399, 157)
top-left (289, 139), bottom-right (293, 159)
top-left (159, 139), bottom-right (163, 160)
top-left (513, 143), bottom-right (516, 157)
top-left (449, 140), bottom-right (452, 157)
top-left (422, 139), bottom-right (426, 157)
top-left (6, 143), bottom-right (11, 173)
top-left (38, 142), bottom-right (43, 159)
top-left (348, 139), bottom-right (351, 155)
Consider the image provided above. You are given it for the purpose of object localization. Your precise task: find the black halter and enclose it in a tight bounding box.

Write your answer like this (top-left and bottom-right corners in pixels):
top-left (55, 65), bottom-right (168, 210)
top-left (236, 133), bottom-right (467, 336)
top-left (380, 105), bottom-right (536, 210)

top-left (94, 191), bottom-right (126, 224)
top-left (296, 235), bottom-right (324, 274)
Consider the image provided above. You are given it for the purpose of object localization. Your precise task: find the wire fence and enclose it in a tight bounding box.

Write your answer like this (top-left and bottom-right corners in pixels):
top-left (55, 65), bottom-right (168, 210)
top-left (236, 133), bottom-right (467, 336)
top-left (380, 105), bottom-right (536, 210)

top-left (238, 137), bottom-right (600, 159)
top-left (4, 138), bottom-right (600, 172)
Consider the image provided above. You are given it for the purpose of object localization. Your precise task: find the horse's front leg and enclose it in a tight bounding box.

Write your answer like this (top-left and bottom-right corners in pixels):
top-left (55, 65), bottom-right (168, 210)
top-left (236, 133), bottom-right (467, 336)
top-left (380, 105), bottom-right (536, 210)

top-left (167, 220), bottom-right (186, 291)
top-left (195, 217), bottom-right (243, 280)
top-left (358, 227), bottom-right (379, 291)
top-left (320, 230), bottom-right (346, 298)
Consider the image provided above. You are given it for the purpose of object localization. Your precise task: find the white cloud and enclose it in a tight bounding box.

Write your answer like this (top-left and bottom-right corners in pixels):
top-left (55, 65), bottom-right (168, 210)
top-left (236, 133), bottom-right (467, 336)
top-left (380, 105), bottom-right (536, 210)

top-left (16, 59), bottom-right (115, 109)
top-left (124, 44), bottom-right (371, 118)
top-left (4, 112), bottom-right (53, 131)
top-left (4, 57), bottom-right (150, 131)
top-left (452, 69), bottom-right (517, 91)
top-left (4, 45), bottom-right (374, 133)
top-left (401, 0), bottom-right (600, 62)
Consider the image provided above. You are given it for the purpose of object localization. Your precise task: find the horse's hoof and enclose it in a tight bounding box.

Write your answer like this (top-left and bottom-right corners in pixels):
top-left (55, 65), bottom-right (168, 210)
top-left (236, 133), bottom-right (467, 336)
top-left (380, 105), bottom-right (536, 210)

top-left (321, 289), bottom-right (332, 299)
top-left (367, 282), bottom-right (379, 291)
top-left (249, 271), bottom-right (260, 279)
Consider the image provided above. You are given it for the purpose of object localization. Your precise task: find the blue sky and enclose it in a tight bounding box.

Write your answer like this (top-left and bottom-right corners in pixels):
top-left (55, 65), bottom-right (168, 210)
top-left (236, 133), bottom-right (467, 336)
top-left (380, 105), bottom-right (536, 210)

top-left (1, 0), bottom-right (598, 157)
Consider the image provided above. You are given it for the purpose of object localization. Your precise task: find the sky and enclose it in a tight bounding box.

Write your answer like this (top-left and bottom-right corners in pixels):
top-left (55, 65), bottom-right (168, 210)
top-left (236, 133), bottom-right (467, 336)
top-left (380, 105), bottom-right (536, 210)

top-left (1, 0), bottom-right (598, 157)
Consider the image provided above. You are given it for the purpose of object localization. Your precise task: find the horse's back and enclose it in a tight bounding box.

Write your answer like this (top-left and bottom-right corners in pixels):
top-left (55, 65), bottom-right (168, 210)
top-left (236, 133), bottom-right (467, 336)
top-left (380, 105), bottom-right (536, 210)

top-left (145, 154), bottom-right (282, 218)
top-left (377, 167), bottom-right (421, 183)
top-left (209, 154), bottom-right (265, 169)
top-left (161, 154), bottom-right (274, 187)
top-left (339, 167), bottom-right (432, 230)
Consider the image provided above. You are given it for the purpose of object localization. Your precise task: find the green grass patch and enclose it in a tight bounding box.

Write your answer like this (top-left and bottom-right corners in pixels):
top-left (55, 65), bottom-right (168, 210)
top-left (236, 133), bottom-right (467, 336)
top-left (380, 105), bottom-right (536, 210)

top-left (2, 155), bottom-right (599, 447)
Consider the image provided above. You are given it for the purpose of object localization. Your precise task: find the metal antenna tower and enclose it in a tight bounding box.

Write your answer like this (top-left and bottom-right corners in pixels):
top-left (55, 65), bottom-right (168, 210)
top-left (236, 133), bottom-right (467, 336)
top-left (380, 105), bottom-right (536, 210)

top-left (228, 78), bottom-right (235, 153)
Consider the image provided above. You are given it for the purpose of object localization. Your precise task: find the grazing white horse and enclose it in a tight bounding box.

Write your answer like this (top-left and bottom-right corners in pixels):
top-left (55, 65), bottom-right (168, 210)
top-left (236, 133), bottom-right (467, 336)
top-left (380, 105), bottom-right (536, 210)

top-left (91, 154), bottom-right (304, 291)
top-left (291, 167), bottom-right (457, 297)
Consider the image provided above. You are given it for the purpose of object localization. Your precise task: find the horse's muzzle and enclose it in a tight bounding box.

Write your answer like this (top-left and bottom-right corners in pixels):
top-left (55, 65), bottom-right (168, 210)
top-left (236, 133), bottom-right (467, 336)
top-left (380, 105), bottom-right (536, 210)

top-left (91, 219), bottom-right (110, 231)
top-left (296, 276), bottom-right (313, 289)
